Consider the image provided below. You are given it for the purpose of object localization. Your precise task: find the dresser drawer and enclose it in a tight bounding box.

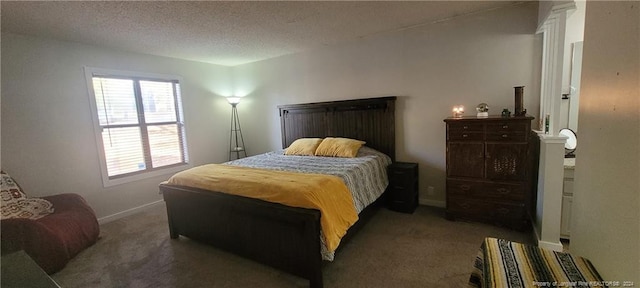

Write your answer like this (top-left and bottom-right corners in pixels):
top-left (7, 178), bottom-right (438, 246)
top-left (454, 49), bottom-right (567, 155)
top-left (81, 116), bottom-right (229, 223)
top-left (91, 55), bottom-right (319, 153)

top-left (480, 182), bottom-right (525, 201)
top-left (449, 122), bottom-right (484, 132)
top-left (448, 123), bottom-right (484, 141)
top-left (448, 197), bottom-right (525, 222)
top-left (446, 180), bottom-right (481, 196)
top-left (485, 131), bottom-right (527, 142)
top-left (449, 132), bottom-right (484, 141)
top-left (448, 180), bottom-right (525, 200)
top-left (485, 122), bottom-right (528, 142)
top-left (484, 201), bottom-right (525, 221)
top-left (486, 121), bottom-right (528, 132)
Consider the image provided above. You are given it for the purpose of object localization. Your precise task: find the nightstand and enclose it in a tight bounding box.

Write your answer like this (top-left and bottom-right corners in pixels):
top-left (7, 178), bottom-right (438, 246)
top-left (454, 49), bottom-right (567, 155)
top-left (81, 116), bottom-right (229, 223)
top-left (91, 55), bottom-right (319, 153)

top-left (387, 162), bottom-right (419, 213)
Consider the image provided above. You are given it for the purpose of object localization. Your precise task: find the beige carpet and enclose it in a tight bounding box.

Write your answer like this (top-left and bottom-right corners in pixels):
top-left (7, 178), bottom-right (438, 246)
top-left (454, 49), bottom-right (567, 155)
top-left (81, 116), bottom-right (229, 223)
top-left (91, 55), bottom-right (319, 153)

top-left (51, 204), bottom-right (533, 288)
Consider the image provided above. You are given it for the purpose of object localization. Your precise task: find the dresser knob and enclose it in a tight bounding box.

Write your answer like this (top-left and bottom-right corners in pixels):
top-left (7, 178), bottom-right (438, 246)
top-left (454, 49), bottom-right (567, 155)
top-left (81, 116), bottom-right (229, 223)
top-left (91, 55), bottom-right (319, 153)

top-left (463, 134), bottom-right (468, 138)
top-left (460, 184), bottom-right (471, 191)
top-left (497, 208), bottom-right (510, 214)
top-left (496, 188), bottom-right (510, 194)
top-left (502, 125), bottom-right (509, 129)
top-left (460, 203), bottom-right (471, 209)
top-left (502, 134), bottom-right (508, 138)
top-left (463, 126), bottom-right (469, 129)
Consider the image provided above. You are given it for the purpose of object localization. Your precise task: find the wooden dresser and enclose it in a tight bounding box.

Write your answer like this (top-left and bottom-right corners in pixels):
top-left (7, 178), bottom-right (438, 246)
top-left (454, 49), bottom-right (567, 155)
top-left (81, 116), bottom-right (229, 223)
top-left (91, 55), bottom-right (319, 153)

top-left (444, 115), bottom-right (536, 230)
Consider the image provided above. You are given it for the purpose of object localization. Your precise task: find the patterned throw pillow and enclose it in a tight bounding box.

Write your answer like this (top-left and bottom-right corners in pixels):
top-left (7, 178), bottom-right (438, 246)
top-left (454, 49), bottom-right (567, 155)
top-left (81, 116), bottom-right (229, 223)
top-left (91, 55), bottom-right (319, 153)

top-left (0, 171), bottom-right (54, 220)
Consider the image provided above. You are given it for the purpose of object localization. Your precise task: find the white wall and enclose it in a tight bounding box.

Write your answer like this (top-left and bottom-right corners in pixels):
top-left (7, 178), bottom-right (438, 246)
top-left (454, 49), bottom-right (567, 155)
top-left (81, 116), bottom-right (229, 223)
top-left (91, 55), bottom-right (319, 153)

top-left (1, 33), bottom-right (233, 220)
top-left (233, 2), bottom-right (542, 205)
top-left (562, 0), bottom-right (585, 95)
top-left (559, 0), bottom-right (585, 130)
top-left (1, 2), bottom-right (542, 218)
top-left (571, 1), bottom-right (639, 282)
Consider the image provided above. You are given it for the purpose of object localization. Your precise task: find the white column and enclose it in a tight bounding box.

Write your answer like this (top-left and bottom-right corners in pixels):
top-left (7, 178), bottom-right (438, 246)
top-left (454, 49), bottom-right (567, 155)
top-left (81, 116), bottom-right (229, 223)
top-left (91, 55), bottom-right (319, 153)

top-left (535, 134), bottom-right (567, 251)
top-left (537, 4), bottom-right (572, 134)
top-left (534, 1), bottom-right (576, 251)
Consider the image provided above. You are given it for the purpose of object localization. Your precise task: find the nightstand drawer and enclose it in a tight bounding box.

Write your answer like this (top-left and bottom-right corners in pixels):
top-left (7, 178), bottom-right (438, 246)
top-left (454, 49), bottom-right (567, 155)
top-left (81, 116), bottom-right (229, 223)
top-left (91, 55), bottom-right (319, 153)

top-left (388, 163), bottom-right (418, 183)
top-left (388, 182), bottom-right (417, 201)
top-left (389, 181), bottom-right (416, 192)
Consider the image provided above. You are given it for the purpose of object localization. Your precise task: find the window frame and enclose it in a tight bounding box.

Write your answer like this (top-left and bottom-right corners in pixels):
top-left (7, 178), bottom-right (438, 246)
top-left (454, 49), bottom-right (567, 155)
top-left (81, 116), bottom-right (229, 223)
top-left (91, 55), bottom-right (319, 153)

top-left (84, 67), bottom-right (190, 187)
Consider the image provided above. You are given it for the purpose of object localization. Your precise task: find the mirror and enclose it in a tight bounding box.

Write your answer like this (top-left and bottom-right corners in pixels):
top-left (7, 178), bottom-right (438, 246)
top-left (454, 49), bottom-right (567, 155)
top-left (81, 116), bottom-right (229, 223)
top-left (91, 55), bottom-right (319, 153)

top-left (559, 128), bottom-right (577, 158)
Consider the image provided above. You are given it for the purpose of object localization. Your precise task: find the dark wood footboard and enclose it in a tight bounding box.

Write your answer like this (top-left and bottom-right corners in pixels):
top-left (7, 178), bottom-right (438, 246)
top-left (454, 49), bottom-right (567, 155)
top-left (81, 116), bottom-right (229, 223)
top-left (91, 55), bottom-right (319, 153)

top-left (160, 184), bottom-right (324, 288)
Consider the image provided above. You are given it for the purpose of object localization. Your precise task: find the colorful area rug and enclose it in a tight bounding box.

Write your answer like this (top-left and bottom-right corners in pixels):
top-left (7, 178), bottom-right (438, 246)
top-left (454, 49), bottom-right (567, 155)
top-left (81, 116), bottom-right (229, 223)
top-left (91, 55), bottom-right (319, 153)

top-left (469, 238), bottom-right (607, 288)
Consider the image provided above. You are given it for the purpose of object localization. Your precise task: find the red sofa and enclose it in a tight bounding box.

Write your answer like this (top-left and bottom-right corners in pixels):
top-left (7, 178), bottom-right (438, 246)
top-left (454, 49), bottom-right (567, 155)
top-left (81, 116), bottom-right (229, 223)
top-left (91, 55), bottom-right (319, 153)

top-left (1, 193), bottom-right (100, 274)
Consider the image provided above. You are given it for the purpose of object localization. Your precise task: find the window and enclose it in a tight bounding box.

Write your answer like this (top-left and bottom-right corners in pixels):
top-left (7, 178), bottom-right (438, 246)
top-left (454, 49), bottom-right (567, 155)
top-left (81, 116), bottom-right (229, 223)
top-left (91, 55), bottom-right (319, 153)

top-left (85, 68), bottom-right (189, 186)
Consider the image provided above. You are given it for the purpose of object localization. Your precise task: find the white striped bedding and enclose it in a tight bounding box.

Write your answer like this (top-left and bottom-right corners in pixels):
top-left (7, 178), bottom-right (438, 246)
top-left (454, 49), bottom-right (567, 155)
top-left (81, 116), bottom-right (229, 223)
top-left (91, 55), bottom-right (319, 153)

top-left (225, 146), bottom-right (392, 260)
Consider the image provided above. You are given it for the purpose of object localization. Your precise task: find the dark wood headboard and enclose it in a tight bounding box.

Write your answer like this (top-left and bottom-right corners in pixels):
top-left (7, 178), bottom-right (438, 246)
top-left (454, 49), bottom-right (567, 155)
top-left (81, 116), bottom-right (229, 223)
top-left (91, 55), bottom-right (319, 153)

top-left (278, 96), bottom-right (396, 161)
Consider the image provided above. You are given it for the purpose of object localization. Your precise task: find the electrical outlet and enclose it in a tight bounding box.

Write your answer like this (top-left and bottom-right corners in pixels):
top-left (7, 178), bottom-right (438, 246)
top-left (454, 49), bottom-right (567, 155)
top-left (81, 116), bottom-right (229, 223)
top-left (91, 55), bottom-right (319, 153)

top-left (427, 186), bottom-right (435, 196)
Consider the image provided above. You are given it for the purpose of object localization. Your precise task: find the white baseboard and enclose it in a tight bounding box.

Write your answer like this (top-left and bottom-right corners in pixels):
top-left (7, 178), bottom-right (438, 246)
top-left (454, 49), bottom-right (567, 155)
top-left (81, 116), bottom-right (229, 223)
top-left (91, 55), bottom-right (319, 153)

top-left (97, 200), bottom-right (164, 225)
top-left (419, 198), bottom-right (446, 208)
top-left (538, 240), bottom-right (564, 252)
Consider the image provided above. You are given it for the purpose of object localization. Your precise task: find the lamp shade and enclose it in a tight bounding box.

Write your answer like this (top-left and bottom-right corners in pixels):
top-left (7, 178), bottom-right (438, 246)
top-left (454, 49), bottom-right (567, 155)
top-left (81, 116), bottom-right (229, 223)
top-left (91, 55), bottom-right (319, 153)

top-left (227, 97), bottom-right (241, 104)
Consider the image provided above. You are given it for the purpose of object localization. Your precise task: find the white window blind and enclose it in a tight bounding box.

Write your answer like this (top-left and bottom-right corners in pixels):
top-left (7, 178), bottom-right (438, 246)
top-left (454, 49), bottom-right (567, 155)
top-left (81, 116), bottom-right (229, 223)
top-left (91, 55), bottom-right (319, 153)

top-left (86, 68), bottom-right (188, 186)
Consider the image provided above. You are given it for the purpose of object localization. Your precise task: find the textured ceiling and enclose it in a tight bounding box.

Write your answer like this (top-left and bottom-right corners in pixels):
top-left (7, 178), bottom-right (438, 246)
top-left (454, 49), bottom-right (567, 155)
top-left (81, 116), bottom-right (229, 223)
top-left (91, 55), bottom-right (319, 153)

top-left (1, 1), bottom-right (519, 66)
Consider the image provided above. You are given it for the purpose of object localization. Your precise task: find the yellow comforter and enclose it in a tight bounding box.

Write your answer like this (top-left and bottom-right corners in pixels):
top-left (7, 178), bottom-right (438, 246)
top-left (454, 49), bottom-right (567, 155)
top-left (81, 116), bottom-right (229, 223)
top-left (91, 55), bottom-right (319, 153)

top-left (166, 164), bottom-right (358, 252)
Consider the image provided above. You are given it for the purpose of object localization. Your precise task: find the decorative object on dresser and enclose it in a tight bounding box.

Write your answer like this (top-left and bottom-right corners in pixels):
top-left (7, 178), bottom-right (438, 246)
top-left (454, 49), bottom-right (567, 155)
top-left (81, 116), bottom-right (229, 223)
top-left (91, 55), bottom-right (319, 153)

top-left (227, 96), bottom-right (247, 160)
top-left (443, 115), bottom-right (537, 230)
top-left (513, 86), bottom-right (527, 116)
top-left (452, 105), bottom-right (465, 118)
top-left (387, 162), bottom-right (419, 214)
top-left (476, 103), bottom-right (489, 118)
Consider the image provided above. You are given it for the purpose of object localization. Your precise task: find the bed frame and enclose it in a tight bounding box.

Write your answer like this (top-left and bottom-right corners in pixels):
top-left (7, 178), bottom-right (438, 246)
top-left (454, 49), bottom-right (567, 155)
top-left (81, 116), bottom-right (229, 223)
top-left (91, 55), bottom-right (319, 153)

top-left (160, 96), bottom-right (396, 288)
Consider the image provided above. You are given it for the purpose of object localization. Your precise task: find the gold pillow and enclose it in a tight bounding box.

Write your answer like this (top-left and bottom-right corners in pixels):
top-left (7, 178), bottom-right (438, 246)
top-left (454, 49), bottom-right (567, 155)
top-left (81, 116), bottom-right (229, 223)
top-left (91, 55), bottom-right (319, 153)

top-left (314, 137), bottom-right (366, 158)
top-left (284, 138), bottom-right (323, 156)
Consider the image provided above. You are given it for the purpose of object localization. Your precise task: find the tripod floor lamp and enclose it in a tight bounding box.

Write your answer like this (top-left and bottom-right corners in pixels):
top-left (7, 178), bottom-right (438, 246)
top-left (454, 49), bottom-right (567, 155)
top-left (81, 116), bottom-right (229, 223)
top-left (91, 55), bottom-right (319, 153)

top-left (227, 97), bottom-right (247, 161)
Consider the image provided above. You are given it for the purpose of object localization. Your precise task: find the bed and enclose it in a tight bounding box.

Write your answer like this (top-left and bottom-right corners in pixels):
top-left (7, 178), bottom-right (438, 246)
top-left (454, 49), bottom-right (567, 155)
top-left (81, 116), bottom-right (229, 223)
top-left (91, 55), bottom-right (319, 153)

top-left (159, 96), bottom-right (396, 288)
